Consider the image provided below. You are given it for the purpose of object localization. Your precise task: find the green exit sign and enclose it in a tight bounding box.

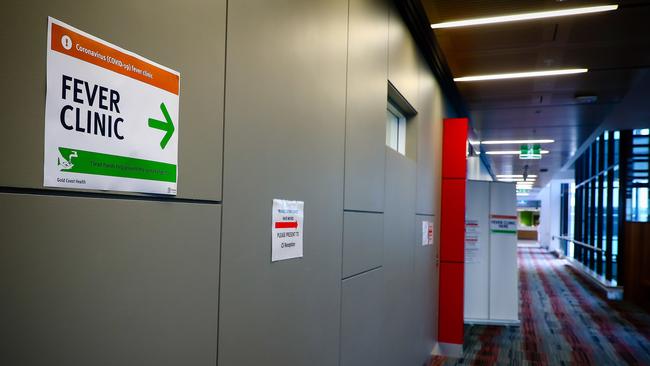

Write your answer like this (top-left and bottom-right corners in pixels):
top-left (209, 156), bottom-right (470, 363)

top-left (520, 144), bottom-right (542, 160)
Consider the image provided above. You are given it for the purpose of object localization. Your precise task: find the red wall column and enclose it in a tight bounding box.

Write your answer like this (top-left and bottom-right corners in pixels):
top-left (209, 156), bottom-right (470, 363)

top-left (437, 118), bottom-right (468, 349)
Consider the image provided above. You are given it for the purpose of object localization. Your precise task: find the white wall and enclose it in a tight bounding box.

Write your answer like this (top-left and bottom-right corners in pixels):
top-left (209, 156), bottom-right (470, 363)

top-left (467, 156), bottom-right (493, 181)
top-left (537, 179), bottom-right (572, 252)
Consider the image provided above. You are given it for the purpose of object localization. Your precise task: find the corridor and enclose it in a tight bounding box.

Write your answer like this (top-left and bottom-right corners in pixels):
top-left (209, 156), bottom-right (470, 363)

top-left (432, 247), bottom-right (650, 365)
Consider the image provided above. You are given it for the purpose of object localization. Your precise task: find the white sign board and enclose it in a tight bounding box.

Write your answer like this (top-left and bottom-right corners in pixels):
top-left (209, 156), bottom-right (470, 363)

top-left (271, 199), bottom-right (304, 262)
top-left (490, 215), bottom-right (517, 235)
top-left (44, 17), bottom-right (180, 195)
top-left (465, 219), bottom-right (480, 263)
top-left (421, 221), bottom-right (434, 246)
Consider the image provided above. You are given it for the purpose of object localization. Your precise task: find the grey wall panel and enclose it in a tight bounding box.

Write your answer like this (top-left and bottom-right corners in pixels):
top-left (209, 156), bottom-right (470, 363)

top-left (416, 58), bottom-right (445, 216)
top-left (342, 211), bottom-right (384, 278)
top-left (0, 193), bottom-right (220, 366)
top-left (218, 0), bottom-right (348, 365)
top-left (382, 148), bottom-right (418, 366)
top-left (340, 268), bottom-right (385, 366)
top-left (414, 214), bottom-right (439, 362)
top-left (344, 0), bottom-right (389, 212)
top-left (0, 0), bottom-right (226, 201)
top-left (387, 4), bottom-right (420, 111)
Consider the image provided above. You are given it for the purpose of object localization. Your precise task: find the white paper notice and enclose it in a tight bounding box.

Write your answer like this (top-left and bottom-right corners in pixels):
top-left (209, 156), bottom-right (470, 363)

top-left (422, 221), bottom-right (434, 246)
top-left (465, 219), bottom-right (480, 263)
top-left (271, 199), bottom-right (304, 262)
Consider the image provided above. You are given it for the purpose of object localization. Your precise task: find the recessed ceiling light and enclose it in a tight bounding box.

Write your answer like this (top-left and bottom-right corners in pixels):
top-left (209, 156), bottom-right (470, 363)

top-left (498, 177), bottom-right (536, 181)
top-left (497, 174), bottom-right (538, 178)
top-left (454, 69), bottom-right (588, 82)
top-left (482, 139), bottom-right (554, 145)
top-left (486, 150), bottom-right (550, 155)
top-left (500, 179), bottom-right (536, 183)
top-left (431, 5), bottom-right (618, 29)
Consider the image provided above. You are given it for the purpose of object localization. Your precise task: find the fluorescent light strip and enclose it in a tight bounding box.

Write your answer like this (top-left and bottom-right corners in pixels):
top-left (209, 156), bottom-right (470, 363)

top-left (431, 5), bottom-right (618, 29)
top-left (498, 177), bottom-right (536, 182)
top-left (454, 69), bottom-right (587, 82)
top-left (482, 140), bottom-right (554, 145)
top-left (486, 150), bottom-right (550, 155)
top-left (497, 175), bottom-right (538, 178)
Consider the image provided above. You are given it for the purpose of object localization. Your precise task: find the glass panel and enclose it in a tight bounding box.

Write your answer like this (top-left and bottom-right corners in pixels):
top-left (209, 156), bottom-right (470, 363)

top-left (612, 168), bottom-right (619, 258)
top-left (602, 172), bottom-right (608, 253)
top-left (595, 136), bottom-right (601, 174)
top-left (603, 132), bottom-right (610, 169)
top-left (614, 131), bottom-right (620, 166)
top-left (569, 181), bottom-right (575, 239)
top-left (397, 117), bottom-right (406, 154)
top-left (629, 187), bottom-right (649, 222)
top-left (386, 109), bottom-right (398, 150)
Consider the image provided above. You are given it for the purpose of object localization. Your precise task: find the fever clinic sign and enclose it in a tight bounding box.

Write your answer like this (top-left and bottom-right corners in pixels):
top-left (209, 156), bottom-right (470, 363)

top-left (490, 214), bottom-right (518, 234)
top-left (271, 199), bottom-right (304, 262)
top-left (44, 17), bottom-right (180, 195)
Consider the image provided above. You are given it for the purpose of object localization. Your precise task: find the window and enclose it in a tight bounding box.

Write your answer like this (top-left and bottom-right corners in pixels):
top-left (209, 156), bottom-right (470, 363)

top-left (386, 101), bottom-right (406, 155)
top-left (626, 128), bottom-right (649, 222)
top-left (571, 128), bottom-right (650, 284)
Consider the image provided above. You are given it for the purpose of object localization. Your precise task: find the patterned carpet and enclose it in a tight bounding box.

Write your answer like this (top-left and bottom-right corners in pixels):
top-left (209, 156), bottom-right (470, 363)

top-left (430, 246), bottom-right (650, 366)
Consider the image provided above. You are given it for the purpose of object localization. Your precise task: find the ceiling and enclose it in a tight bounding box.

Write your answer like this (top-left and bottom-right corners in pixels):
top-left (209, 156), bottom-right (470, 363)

top-left (420, 0), bottom-right (650, 191)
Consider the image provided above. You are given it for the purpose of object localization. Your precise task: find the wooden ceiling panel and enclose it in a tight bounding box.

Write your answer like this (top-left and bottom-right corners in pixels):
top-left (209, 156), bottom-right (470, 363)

top-left (424, 0), bottom-right (600, 22)
top-left (420, 0), bottom-right (650, 187)
top-left (436, 23), bottom-right (551, 53)
top-left (567, 6), bottom-right (650, 44)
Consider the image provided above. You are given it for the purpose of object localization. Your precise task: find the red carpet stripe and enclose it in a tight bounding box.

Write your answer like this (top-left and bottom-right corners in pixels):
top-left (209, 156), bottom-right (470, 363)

top-left (518, 249), bottom-right (548, 365)
top-left (430, 246), bottom-right (650, 366)
top-left (528, 248), bottom-right (594, 365)
top-left (565, 264), bottom-right (650, 342)
top-left (545, 253), bottom-right (647, 364)
top-left (470, 326), bottom-right (501, 366)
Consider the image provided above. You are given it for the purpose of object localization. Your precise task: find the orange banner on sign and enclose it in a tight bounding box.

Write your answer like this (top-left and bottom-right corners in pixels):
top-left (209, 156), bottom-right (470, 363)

top-left (51, 23), bottom-right (179, 95)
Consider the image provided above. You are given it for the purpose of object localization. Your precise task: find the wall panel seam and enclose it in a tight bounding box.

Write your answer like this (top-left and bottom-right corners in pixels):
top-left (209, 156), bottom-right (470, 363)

top-left (344, 209), bottom-right (384, 214)
top-left (216, 0), bottom-right (229, 363)
top-left (342, 265), bottom-right (383, 281)
top-left (0, 187), bottom-right (222, 205)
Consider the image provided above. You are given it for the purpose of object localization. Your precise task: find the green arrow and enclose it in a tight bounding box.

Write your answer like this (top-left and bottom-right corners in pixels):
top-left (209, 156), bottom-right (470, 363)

top-left (148, 102), bottom-right (175, 149)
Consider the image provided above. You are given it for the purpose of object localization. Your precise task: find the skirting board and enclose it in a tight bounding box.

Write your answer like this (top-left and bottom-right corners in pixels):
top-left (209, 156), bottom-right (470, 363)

top-left (464, 318), bottom-right (520, 326)
top-left (432, 342), bottom-right (462, 358)
top-left (565, 257), bottom-right (623, 300)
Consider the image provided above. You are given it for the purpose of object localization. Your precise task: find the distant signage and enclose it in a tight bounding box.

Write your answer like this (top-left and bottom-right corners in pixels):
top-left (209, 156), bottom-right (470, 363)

top-left (465, 219), bottom-right (480, 263)
top-left (520, 144), bottom-right (541, 160)
top-left (44, 17), bottom-right (180, 194)
top-left (271, 199), bottom-right (304, 262)
top-left (490, 215), bottom-right (517, 234)
top-left (421, 221), bottom-right (434, 246)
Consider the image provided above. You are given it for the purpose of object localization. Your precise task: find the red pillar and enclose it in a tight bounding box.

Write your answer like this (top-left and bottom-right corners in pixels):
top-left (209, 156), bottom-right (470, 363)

top-left (437, 118), bottom-right (468, 355)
